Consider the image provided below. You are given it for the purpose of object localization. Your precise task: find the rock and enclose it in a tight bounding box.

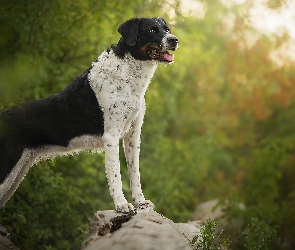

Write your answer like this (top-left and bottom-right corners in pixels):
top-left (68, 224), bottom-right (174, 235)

top-left (81, 206), bottom-right (201, 250)
top-left (0, 226), bottom-right (19, 250)
top-left (193, 199), bottom-right (245, 233)
top-left (194, 199), bottom-right (245, 220)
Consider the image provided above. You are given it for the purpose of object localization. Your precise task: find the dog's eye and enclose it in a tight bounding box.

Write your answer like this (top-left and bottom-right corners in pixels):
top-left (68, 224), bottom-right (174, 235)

top-left (148, 27), bottom-right (158, 33)
top-left (164, 26), bottom-right (170, 33)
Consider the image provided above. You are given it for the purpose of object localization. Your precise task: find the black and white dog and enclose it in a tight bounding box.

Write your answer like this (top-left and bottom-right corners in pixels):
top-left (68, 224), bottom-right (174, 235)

top-left (0, 17), bottom-right (178, 213)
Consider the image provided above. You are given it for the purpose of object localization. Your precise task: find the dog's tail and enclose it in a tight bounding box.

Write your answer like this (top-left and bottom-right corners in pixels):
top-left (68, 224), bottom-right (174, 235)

top-left (0, 130), bottom-right (25, 209)
top-left (0, 114), bottom-right (24, 182)
top-left (0, 136), bottom-right (24, 185)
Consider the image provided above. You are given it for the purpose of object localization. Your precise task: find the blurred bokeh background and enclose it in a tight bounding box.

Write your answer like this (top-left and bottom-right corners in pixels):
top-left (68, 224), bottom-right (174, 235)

top-left (1, 0), bottom-right (295, 249)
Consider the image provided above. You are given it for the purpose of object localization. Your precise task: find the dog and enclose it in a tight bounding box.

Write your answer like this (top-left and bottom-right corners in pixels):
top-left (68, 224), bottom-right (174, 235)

top-left (0, 17), bottom-right (178, 213)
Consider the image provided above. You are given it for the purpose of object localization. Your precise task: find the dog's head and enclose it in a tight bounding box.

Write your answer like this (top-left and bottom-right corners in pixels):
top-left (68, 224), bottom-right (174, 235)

top-left (117, 17), bottom-right (179, 63)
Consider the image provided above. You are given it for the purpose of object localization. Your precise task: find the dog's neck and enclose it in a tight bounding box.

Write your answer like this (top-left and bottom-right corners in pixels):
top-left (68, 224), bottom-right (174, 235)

top-left (89, 49), bottom-right (158, 99)
top-left (111, 38), bottom-right (152, 61)
top-left (119, 51), bottom-right (158, 96)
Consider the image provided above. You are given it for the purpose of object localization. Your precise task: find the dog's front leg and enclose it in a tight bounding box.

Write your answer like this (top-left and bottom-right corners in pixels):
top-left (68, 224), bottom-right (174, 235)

top-left (123, 103), bottom-right (154, 210)
top-left (103, 133), bottom-right (135, 213)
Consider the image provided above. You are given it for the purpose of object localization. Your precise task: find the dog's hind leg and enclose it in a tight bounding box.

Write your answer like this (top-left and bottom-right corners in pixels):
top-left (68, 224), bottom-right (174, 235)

top-left (0, 147), bottom-right (36, 208)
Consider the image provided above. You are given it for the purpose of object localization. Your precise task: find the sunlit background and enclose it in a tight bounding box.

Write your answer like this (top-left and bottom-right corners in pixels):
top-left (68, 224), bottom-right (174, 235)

top-left (0, 0), bottom-right (295, 249)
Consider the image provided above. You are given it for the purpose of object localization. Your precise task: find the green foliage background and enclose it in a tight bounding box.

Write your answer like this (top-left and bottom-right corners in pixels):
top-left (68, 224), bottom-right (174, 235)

top-left (1, 0), bottom-right (295, 249)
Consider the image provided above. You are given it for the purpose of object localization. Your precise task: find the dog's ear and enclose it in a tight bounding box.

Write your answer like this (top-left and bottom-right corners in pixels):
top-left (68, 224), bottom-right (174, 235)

top-left (157, 17), bottom-right (167, 25)
top-left (118, 18), bottom-right (141, 46)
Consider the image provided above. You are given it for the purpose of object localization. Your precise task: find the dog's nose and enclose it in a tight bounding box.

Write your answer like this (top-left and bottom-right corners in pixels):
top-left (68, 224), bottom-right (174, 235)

top-left (168, 36), bottom-right (178, 45)
top-left (167, 36), bottom-right (178, 50)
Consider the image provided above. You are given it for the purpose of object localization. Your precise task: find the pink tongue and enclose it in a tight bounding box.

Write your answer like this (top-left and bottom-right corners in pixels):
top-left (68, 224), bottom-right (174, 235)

top-left (162, 53), bottom-right (174, 62)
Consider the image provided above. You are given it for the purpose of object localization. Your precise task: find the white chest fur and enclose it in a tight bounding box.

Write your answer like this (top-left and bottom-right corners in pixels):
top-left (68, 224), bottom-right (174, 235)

top-left (88, 50), bottom-right (158, 137)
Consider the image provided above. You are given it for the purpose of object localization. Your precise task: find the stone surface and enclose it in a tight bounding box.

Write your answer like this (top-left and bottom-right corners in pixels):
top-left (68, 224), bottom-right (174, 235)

top-left (0, 226), bottom-right (19, 250)
top-left (81, 206), bottom-right (201, 250)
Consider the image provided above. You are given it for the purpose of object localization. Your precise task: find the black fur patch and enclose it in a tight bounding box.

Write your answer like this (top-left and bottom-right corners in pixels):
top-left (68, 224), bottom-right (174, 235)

top-left (0, 71), bottom-right (104, 182)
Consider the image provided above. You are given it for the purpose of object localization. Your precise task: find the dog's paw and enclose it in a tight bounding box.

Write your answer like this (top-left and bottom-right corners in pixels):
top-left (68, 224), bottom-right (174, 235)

top-left (137, 200), bottom-right (155, 211)
top-left (115, 202), bottom-right (137, 216)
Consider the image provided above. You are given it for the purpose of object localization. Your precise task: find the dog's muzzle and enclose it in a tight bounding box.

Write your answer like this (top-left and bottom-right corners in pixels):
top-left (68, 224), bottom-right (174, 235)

top-left (148, 35), bottom-right (179, 63)
top-left (164, 35), bottom-right (179, 51)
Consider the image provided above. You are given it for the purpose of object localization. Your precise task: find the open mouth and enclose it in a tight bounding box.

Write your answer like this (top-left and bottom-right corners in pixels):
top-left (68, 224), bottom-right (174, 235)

top-left (148, 49), bottom-right (174, 63)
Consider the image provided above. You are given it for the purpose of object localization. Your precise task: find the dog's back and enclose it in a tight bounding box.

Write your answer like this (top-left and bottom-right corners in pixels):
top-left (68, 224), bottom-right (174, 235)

top-left (0, 72), bottom-right (105, 204)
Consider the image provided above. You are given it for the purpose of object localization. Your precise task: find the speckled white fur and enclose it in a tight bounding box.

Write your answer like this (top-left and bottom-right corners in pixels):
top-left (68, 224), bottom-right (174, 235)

top-left (88, 50), bottom-right (157, 212)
